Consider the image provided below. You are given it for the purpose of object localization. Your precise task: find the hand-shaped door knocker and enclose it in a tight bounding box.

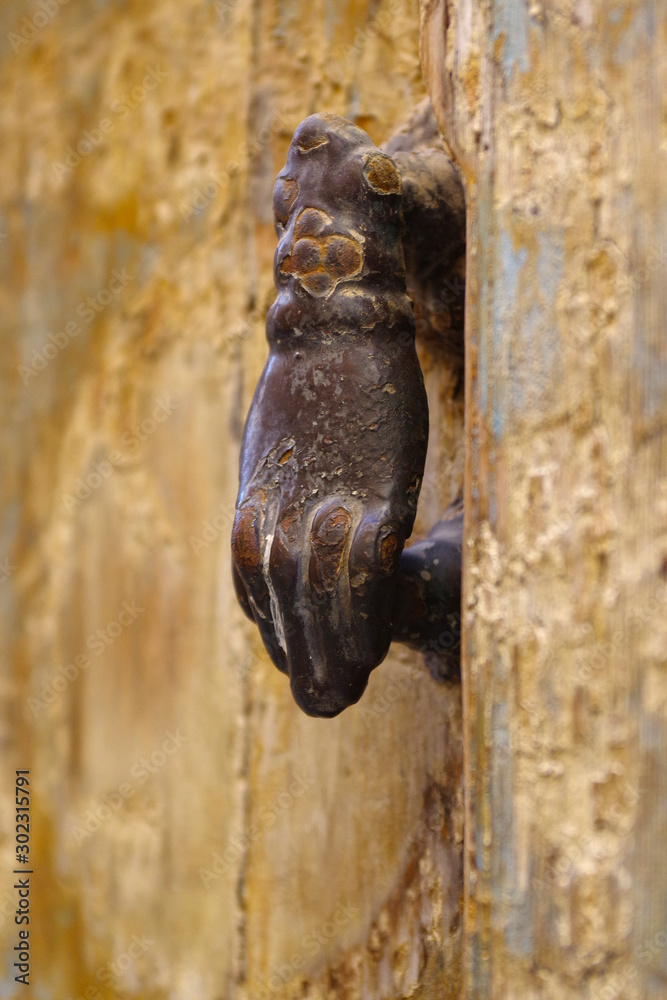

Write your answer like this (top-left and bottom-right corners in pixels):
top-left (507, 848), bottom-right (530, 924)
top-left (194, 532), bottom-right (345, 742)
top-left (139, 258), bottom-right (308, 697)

top-left (232, 110), bottom-right (465, 717)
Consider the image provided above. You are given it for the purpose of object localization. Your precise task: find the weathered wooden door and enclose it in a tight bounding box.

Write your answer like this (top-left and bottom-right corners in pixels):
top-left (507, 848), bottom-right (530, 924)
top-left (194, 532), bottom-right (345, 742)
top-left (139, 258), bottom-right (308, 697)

top-left (1, 2), bottom-right (463, 997)
top-left (423, 1), bottom-right (667, 997)
top-left (2, 0), bottom-right (665, 997)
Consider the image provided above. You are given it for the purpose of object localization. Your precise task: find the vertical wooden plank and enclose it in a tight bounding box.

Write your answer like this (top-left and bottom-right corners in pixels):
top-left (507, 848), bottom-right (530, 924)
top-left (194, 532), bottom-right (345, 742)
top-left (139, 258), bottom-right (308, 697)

top-left (239, 4), bottom-right (466, 997)
top-left (0, 0), bottom-right (466, 996)
top-left (423, 0), bottom-right (667, 997)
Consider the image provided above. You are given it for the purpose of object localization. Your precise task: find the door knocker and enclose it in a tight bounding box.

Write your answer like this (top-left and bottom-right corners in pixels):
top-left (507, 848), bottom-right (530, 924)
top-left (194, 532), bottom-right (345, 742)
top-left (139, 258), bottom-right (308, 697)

top-left (232, 110), bottom-right (465, 717)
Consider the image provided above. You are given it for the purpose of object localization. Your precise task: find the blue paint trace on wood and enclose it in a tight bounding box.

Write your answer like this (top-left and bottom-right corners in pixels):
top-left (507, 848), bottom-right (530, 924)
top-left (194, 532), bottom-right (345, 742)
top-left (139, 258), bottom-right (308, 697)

top-left (491, 232), bottom-right (566, 437)
top-left (493, 0), bottom-right (529, 81)
top-left (492, 233), bottom-right (527, 439)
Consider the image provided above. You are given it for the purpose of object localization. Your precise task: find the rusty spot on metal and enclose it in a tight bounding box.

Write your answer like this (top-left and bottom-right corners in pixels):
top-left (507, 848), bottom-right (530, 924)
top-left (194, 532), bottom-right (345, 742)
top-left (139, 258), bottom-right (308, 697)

top-left (280, 231), bottom-right (363, 297)
top-left (232, 503), bottom-right (262, 575)
top-left (324, 236), bottom-right (363, 278)
top-left (363, 153), bottom-right (402, 195)
top-left (277, 446), bottom-right (294, 465)
top-left (379, 530), bottom-right (399, 574)
top-left (294, 207), bottom-right (330, 238)
top-left (292, 237), bottom-right (322, 272)
top-left (310, 506), bottom-right (353, 593)
top-left (277, 506), bottom-right (300, 544)
top-left (301, 272), bottom-right (335, 297)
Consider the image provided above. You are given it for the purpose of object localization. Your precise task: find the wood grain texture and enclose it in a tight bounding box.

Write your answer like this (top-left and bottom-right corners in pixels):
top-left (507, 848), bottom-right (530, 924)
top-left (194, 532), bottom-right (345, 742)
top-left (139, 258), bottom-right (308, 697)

top-left (421, 1), bottom-right (667, 997)
top-left (0, 1), bottom-right (464, 997)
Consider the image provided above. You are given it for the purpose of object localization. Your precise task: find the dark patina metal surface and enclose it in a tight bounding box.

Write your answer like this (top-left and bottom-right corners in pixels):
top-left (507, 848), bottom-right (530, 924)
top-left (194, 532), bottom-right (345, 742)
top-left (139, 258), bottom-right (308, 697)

top-left (393, 501), bottom-right (463, 683)
top-left (232, 111), bottom-right (464, 717)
